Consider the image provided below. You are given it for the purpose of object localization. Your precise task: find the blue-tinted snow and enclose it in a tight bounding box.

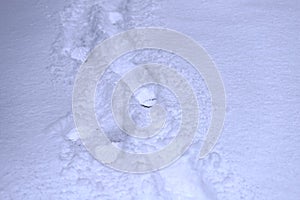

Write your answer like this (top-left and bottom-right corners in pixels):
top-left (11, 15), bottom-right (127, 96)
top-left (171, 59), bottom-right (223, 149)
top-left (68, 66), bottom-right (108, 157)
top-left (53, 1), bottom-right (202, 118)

top-left (0, 0), bottom-right (299, 199)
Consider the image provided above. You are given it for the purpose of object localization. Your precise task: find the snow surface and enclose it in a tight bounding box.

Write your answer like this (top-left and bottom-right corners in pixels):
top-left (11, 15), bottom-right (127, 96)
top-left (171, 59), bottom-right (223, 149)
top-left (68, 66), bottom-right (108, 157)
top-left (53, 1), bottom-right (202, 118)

top-left (0, 0), bottom-right (299, 199)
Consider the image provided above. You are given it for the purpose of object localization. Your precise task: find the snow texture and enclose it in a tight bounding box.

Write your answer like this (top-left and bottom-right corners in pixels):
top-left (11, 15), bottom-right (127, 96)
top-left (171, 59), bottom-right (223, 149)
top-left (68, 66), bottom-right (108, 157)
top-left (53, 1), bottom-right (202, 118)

top-left (0, 0), bottom-right (299, 199)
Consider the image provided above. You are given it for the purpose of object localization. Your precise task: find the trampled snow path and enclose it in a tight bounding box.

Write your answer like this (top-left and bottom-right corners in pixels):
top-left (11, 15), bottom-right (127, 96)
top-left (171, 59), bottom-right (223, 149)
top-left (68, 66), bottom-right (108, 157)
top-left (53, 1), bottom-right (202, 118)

top-left (0, 0), bottom-right (299, 199)
top-left (47, 0), bottom-right (255, 199)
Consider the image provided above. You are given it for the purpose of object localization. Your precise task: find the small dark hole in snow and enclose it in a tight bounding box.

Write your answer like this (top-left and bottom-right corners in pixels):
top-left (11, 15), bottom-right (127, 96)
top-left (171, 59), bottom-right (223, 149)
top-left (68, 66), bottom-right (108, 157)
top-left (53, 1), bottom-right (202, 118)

top-left (140, 98), bottom-right (157, 108)
top-left (141, 104), bottom-right (152, 108)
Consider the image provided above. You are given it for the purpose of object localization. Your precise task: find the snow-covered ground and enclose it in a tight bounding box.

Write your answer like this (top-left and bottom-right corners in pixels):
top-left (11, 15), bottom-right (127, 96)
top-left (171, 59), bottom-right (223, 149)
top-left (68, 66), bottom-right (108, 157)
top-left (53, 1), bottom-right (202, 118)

top-left (0, 0), bottom-right (299, 199)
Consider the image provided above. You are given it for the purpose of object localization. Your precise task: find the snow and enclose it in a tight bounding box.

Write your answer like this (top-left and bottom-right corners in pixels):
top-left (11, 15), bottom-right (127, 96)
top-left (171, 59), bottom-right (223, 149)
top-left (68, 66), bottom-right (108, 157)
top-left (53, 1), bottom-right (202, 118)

top-left (134, 86), bottom-right (157, 108)
top-left (0, 0), bottom-right (299, 199)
